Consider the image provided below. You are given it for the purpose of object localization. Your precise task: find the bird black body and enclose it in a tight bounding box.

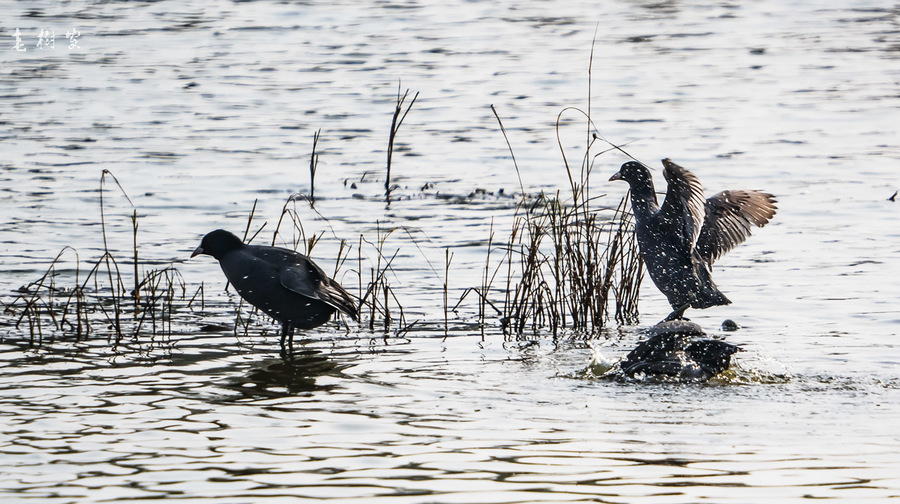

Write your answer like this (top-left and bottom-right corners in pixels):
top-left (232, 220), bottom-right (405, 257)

top-left (617, 320), bottom-right (741, 382)
top-left (192, 230), bottom-right (358, 351)
top-left (610, 158), bottom-right (776, 320)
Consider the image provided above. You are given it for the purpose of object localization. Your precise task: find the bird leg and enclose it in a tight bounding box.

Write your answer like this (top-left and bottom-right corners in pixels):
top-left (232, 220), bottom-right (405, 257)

top-left (662, 303), bottom-right (691, 322)
top-left (279, 323), bottom-right (295, 358)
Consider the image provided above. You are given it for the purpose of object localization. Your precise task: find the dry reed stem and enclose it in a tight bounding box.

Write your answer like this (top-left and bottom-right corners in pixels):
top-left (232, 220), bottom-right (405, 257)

top-left (443, 248), bottom-right (453, 337)
top-left (385, 85), bottom-right (419, 201)
top-left (309, 128), bottom-right (321, 205)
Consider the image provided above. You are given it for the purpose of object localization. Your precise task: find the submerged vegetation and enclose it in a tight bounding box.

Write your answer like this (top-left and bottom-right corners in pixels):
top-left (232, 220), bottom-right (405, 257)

top-left (1, 88), bottom-right (643, 348)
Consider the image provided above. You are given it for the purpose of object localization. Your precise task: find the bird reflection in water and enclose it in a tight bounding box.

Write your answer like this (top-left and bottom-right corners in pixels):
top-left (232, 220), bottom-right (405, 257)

top-left (227, 349), bottom-right (350, 397)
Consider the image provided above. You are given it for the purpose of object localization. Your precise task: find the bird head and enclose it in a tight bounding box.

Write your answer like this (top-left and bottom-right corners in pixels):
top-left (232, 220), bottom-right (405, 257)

top-left (609, 161), bottom-right (652, 187)
top-left (191, 229), bottom-right (244, 260)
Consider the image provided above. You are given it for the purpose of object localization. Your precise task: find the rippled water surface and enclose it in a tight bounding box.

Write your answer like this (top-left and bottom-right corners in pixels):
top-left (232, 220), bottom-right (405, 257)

top-left (2, 0), bottom-right (899, 502)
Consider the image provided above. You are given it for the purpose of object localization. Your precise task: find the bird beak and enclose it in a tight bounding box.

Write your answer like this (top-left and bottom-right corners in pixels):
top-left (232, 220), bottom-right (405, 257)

top-left (191, 246), bottom-right (203, 258)
top-left (609, 171), bottom-right (622, 182)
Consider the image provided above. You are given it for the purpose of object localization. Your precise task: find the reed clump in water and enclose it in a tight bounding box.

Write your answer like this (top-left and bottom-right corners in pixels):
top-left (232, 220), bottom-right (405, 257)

top-left (495, 191), bottom-right (642, 336)
top-left (476, 108), bottom-right (644, 338)
top-left (2, 170), bottom-right (189, 346)
top-left (2, 88), bottom-right (639, 347)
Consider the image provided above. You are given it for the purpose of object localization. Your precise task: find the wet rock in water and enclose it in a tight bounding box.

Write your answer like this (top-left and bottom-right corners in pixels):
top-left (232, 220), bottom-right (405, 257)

top-left (721, 319), bottom-right (740, 331)
top-left (609, 320), bottom-right (741, 383)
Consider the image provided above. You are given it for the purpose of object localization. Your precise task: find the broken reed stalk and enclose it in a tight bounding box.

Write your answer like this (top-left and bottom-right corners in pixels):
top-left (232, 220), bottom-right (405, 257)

top-left (132, 209), bottom-right (140, 314)
top-left (332, 239), bottom-right (351, 281)
top-left (243, 198), bottom-right (266, 245)
top-left (99, 169), bottom-right (135, 340)
top-left (93, 252), bottom-right (126, 342)
top-left (490, 105), bottom-right (525, 195)
top-left (385, 85), bottom-right (419, 200)
top-left (443, 248), bottom-right (453, 337)
top-left (187, 282), bottom-right (205, 311)
top-left (309, 128), bottom-right (320, 206)
top-left (383, 282), bottom-right (391, 330)
top-left (480, 218), bottom-right (494, 333)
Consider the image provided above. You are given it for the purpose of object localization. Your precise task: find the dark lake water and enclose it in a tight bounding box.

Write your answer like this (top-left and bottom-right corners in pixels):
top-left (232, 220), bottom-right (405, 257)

top-left (2, 0), bottom-right (899, 502)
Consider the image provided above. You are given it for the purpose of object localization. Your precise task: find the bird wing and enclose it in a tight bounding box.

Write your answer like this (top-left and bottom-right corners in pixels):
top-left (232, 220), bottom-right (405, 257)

top-left (659, 158), bottom-right (706, 252)
top-left (695, 190), bottom-right (777, 265)
top-left (277, 254), bottom-right (359, 321)
top-left (278, 259), bottom-right (323, 300)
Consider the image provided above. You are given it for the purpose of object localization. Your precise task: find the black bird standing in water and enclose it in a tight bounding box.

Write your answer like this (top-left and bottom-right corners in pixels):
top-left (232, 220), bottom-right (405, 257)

top-left (610, 158), bottom-right (776, 320)
top-left (192, 229), bottom-right (358, 351)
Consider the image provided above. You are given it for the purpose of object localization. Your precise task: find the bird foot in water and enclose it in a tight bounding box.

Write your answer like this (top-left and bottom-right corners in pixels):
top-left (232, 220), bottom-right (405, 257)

top-left (279, 324), bottom-right (296, 359)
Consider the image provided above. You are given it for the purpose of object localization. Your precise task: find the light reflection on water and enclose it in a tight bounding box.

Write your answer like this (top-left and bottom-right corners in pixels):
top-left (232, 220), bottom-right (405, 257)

top-left (1, 330), bottom-right (897, 502)
top-left (2, 0), bottom-right (900, 502)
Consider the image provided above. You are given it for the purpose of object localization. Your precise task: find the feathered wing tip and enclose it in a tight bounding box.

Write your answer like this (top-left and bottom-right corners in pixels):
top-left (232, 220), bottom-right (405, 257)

top-left (276, 255), bottom-right (360, 322)
top-left (696, 189), bottom-right (777, 265)
top-left (318, 277), bottom-right (360, 322)
top-left (661, 158), bottom-right (707, 248)
top-left (736, 190), bottom-right (777, 227)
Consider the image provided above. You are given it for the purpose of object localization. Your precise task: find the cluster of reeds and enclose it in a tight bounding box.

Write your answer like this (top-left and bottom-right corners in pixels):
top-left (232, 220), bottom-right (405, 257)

top-left (1, 171), bottom-right (191, 346)
top-left (457, 37), bottom-right (646, 337)
top-left (494, 191), bottom-right (642, 336)
top-left (2, 69), bottom-right (646, 348)
top-left (356, 223), bottom-right (410, 333)
top-left (469, 106), bottom-right (644, 338)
